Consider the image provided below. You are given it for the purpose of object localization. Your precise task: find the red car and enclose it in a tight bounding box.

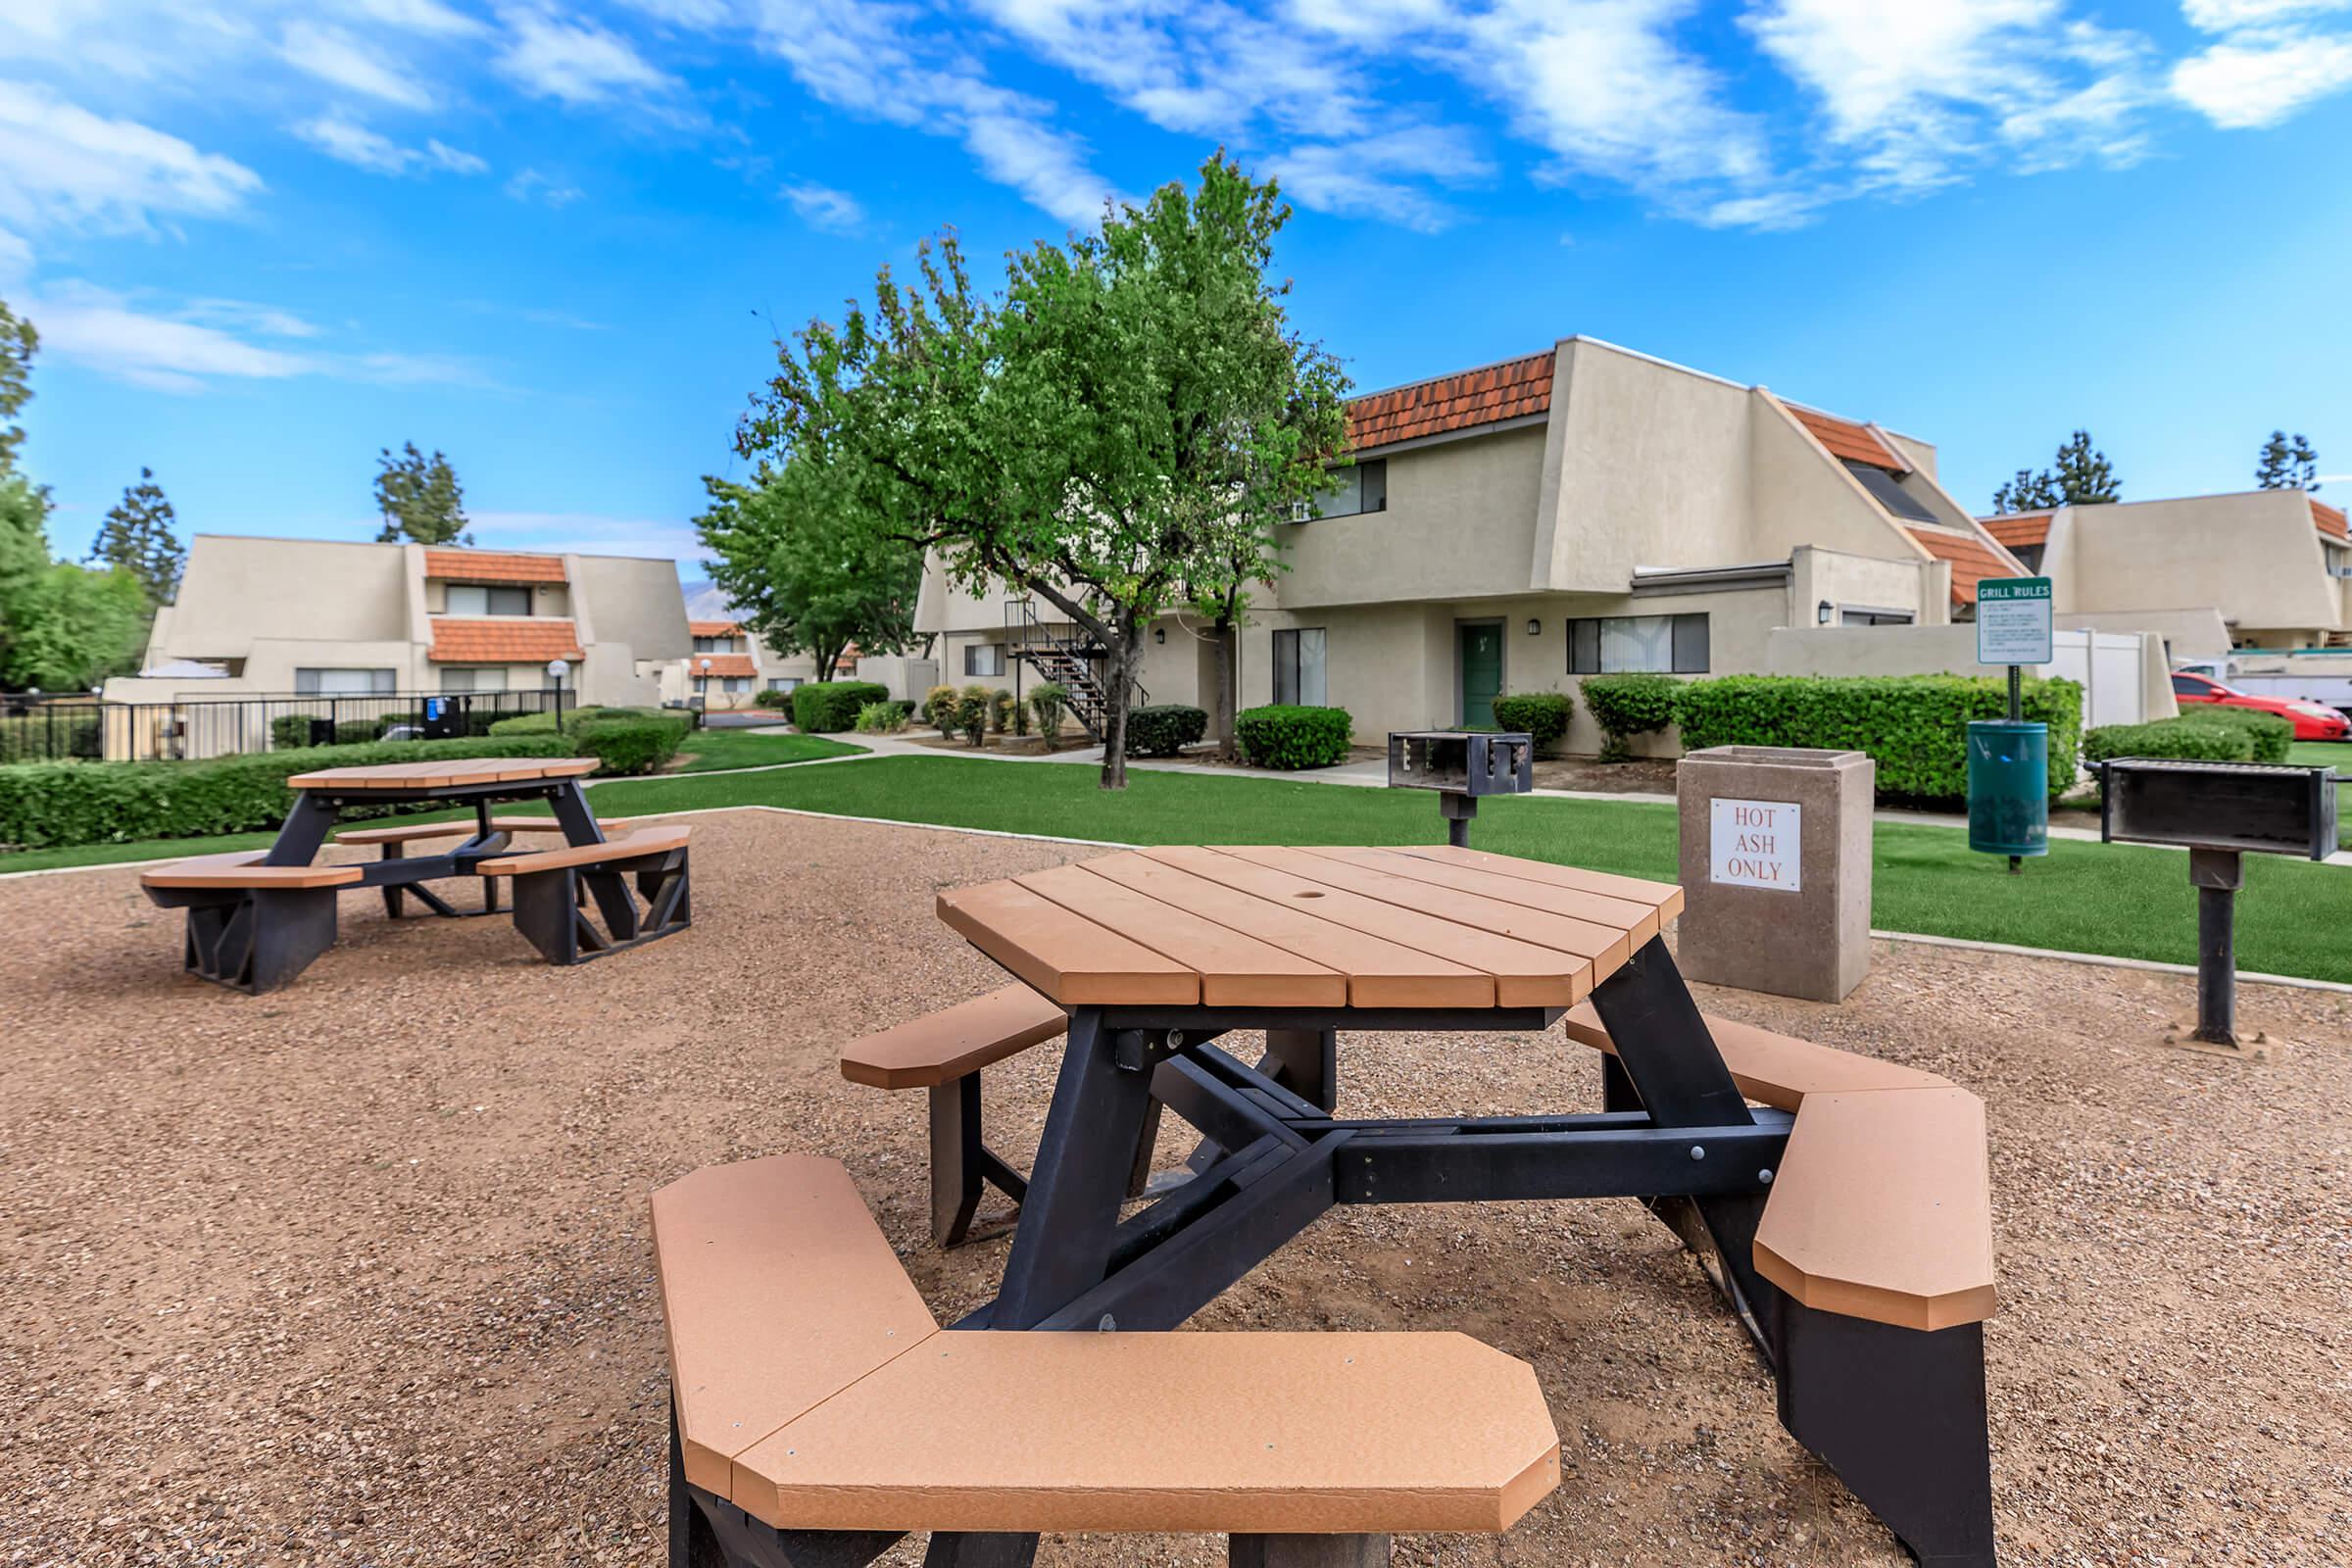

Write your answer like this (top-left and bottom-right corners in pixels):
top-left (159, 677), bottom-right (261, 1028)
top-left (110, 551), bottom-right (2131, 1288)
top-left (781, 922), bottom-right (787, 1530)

top-left (2170, 671), bottom-right (2350, 741)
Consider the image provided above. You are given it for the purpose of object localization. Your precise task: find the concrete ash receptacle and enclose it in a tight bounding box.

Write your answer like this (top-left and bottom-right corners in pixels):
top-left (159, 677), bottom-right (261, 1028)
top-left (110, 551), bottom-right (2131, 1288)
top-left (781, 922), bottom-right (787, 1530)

top-left (1675, 746), bottom-right (1875, 1004)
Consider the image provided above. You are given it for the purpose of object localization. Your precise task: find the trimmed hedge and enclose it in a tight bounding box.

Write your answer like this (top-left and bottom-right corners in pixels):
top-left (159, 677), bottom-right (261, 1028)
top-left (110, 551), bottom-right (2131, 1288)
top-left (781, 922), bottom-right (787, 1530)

top-left (0, 735), bottom-right (579, 852)
top-left (1580, 673), bottom-right (1680, 762)
top-left (1127, 704), bottom-right (1207, 758)
top-left (270, 713), bottom-right (390, 750)
top-left (793, 680), bottom-right (889, 734)
top-left (571, 713), bottom-right (692, 775)
top-left (1671, 673), bottom-right (2083, 802)
top-left (1235, 704), bottom-right (1352, 770)
top-left (2083, 716), bottom-right (2252, 765)
top-left (1490, 692), bottom-right (1573, 756)
top-left (2175, 704), bottom-right (2293, 762)
top-left (0, 711), bottom-right (102, 762)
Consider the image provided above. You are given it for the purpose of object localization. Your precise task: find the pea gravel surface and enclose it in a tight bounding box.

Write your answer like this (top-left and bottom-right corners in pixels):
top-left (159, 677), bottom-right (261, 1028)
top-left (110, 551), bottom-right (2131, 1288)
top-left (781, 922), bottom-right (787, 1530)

top-left (4, 808), bottom-right (2349, 1567)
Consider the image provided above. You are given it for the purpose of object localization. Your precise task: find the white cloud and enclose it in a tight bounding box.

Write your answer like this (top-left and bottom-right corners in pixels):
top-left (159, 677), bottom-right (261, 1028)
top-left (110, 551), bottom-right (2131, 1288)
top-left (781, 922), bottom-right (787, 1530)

top-left (293, 116), bottom-right (489, 177)
top-left (1268, 125), bottom-right (1493, 231)
top-left (495, 4), bottom-right (679, 105)
top-left (471, 509), bottom-right (705, 565)
top-left (958, 110), bottom-right (1118, 226)
top-left (505, 168), bottom-right (584, 206)
top-left (779, 180), bottom-right (863, 232)
top-left (181, 298), bottom-right (323, 338)
top-left (344, 0), bottom-right (490, 35)
top-left (2172, 28), bottom-right (2352, 124)
top-left (0, 81), bottom-right (263, 239)
top-left (2182, 0), bottom-right (2349, 28)
top-left (280, 19), bottom-right (436, 108)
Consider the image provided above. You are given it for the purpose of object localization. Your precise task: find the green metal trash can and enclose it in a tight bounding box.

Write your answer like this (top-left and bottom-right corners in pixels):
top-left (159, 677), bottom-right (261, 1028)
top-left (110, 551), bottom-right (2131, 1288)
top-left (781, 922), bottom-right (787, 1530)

top-left (1967, 719), bottom-right (2048, 858)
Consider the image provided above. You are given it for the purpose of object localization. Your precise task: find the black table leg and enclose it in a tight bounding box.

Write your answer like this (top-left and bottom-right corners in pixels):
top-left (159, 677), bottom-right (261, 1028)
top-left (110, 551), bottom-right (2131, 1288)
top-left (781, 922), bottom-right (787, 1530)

top-left (549, 780), bottom-right (605, 844)
top-left (264, 793), bottom-right (338, 867)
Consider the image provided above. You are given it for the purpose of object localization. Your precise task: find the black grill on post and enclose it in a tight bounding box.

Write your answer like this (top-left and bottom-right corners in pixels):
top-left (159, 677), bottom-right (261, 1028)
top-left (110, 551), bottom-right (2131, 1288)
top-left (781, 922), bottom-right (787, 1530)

top-left (2100, 758), bottom-right (2338, 1049)
top-left (1387, 730), bottom-right (1535, 847)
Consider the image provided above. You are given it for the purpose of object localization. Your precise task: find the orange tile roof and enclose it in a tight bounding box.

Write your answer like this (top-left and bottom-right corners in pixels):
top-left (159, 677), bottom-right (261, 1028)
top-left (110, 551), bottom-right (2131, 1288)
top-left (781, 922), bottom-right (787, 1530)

top-left (423, 549), bottom-right (568, 583)
top-left (687, 654), bottom-right (757, 679)
top-left (1981, 512), bottom-right (2054, 549)
top-left (427, 617), bottom-right (585, 662)
top-left (688, 619), bottom-right (741, 637)
top-left (1347, 351), bottom-right (1554, 452)
top-left (1905, 527), bottom-right (2019, 608)
top-left (2314, 496), bottom-right (2347, 539)
top-left (1788, 406), bottom-right (1905, 471)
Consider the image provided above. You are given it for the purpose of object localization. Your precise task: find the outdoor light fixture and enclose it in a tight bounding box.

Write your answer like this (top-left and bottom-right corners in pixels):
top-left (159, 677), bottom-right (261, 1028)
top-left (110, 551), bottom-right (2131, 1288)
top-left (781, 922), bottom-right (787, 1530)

top-left (1817, 600), bottom-right (1835, 625)
top-left (1526, 618), bottom-right (1542, 636)
top-left (1153, 626), bottom-right (1165, 644)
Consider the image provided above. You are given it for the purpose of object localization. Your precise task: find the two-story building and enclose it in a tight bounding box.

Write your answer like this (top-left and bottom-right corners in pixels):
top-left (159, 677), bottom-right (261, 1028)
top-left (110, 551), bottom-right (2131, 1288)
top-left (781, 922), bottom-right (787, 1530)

top-left (657, 618), bottom-right (832, 710)
top-left (111, 536), bottom-right (691, 708)
top-left (916, 335), bottom-right (2025, 751)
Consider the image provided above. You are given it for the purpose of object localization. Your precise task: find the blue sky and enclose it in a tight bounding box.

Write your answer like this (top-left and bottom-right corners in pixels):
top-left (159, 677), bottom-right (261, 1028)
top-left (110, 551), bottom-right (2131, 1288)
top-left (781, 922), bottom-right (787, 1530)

top-left (5, 0), bottom-right (2351, 576)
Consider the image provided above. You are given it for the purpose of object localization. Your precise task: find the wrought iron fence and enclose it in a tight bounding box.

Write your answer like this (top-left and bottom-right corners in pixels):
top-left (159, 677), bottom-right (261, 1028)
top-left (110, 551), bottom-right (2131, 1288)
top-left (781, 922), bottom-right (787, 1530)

top-left (0, 688), bottom-right (569, 764)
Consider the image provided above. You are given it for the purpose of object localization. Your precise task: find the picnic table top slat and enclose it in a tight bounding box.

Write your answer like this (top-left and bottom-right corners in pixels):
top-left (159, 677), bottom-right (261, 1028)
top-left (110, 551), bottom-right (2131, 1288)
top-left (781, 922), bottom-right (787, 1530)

top-left (1014, 863), bottom-right (1348, 1008)
top-left (938, 880), bottom-right (1200, 1006)
top-left (1308, 847), bottom-right (1663, 948)
top-left (283, 756), bottom-right (598, 790)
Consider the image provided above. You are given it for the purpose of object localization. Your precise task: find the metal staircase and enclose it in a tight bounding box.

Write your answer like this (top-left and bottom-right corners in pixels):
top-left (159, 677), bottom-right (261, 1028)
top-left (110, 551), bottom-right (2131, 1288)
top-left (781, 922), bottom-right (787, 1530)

top-left (1004, 598), bottom-right (1146, 742)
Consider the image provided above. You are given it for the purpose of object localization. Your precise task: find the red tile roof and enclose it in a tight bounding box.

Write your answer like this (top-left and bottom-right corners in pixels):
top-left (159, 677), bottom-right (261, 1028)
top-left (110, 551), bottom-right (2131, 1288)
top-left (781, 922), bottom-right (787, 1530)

top-left (688, 654), bottom-right (757, 678)
top-left (1788, 405), bottom-right (1905, 471)
top-left (2314, 496), bottom-right (2347, 539)
top-left (1905, 527), bottom-right (2019, 608)
top-left (1347, 351), bottom-right (1554, 452)
top-left (688, 619), bottom-right (741, 637)
top-left (423, 549), bottom-right (568, 583)
top-left (427, 617), bottom-right (585, 663)
top-left (1981, 512), bottom-right (2054, 549)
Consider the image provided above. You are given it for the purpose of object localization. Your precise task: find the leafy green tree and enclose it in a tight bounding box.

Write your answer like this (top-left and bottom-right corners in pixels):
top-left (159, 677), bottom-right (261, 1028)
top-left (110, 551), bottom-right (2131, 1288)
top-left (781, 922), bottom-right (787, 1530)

top-left (0, 297), bottom-right (34, 476)
top-left (1990, 429), bottom-right (2119, 512)
top-left (3, 561), bottom-right (149, 689)
top-left (89, 466), bottom-right (185, 604)
top-left (2255, 429), bottom-right (2321, 491)
top-left (694, 455), bottom-right (923, 681)
top-left (373, 442), bottom-right (471, 544)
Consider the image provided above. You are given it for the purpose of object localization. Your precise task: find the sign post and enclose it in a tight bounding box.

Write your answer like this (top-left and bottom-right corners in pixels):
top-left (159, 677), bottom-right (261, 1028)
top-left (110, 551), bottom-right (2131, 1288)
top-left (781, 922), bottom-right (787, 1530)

top-left (1972, 576), bottom-right (2054, 873)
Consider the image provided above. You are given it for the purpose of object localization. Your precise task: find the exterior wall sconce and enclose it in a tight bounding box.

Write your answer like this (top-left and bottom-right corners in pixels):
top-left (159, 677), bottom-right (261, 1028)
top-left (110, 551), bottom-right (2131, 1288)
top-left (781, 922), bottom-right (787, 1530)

top-left (1526, 618), bottom-right (1542, 636)
top-left (1153, 626), bottom-right (1166, 644)
top-left (1817, 600), bottom-right (1836, 625)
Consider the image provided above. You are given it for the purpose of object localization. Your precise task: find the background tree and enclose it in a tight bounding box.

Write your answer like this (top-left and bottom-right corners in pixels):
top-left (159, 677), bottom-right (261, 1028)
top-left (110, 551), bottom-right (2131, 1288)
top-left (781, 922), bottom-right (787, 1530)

top-left (373, 442), bottom-right (470, 544)
top-left (2255, 429), bottom-right (2321, 491)
top-left (694, 455), bottom-right (924, 681)
top-left (0, 299), bottom-right (33, 474)
top-left (1989, 429), bottom-right (2120, 512)
top-left (88, 466), bottom-right (185, 604)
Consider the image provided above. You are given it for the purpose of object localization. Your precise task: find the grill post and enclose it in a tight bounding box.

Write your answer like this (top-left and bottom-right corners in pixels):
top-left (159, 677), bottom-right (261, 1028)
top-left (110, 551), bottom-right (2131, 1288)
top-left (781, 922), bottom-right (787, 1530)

top-left (2189, 847), bottom-right (2242, 1046)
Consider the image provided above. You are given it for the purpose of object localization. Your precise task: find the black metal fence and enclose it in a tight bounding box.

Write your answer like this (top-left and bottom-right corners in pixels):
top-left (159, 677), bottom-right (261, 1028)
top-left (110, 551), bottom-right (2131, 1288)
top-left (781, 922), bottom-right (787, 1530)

top-left (0, 689), bottom-right (569, 764)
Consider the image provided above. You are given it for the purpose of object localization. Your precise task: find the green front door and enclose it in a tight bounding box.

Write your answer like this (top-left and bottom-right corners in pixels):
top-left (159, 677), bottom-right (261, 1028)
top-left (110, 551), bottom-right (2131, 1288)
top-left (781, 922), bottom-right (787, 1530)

top-left (1459, 621), bottom-right (1501, 728)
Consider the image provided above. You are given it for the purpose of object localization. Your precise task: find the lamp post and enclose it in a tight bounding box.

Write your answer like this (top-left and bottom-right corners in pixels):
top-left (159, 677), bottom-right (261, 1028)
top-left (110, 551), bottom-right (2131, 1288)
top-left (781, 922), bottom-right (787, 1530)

top-left (696, 657), bottom-right (712, 711)
top-left (547, 658), bottom-right (569, 726)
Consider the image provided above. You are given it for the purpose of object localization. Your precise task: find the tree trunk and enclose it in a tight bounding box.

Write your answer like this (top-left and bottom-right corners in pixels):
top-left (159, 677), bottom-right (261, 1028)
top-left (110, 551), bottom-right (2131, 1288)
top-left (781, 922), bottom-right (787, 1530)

top-left (1098, 616), bottom-right (1140, 790)
top-left (1211, 615), bottom-right (1238, 762)
top-left (816, 647), bottom-right (839, 681)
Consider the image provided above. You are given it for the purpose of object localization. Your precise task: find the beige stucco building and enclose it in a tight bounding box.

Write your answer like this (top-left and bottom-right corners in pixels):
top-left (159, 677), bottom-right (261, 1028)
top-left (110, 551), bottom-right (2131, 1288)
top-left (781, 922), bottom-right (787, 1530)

top-left (1982, 490), bottom-right (2350, 660)
top-left (110, 536), bottom-right (691, 709)
top-left (917, 335), bottom-right (2028, 751)
top-left (657, 619), bottom-right (826, 711)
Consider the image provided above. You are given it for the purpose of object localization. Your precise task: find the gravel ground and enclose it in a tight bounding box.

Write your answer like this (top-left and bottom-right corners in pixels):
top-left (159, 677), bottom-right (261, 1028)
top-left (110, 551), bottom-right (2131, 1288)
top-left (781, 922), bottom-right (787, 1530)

top-left (4, 808), bottom-right (2349, 1568)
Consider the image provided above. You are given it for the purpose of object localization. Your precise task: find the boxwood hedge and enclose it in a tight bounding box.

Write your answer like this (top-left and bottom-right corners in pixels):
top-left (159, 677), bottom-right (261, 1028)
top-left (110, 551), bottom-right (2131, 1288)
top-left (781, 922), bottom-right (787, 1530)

top-left (0, 735), bottom-right (581, 852)
top-left (1489, 692), bottom-right (1573, 756)
top-left (1126, 704), bottom-right (1208, 758)
top-left (1235, 704), bottom-right (1352, 770)
top-left (792, 680), bottom-right (890, 734)
top-left (1670, 673), bottom-right (2083, 802)
top-left (571, 712), bottom-right (693, 775)
top-left (2170, 704), bottom-right (2293, 762)
top-left (2082, 716), bottom-right (2254, 766)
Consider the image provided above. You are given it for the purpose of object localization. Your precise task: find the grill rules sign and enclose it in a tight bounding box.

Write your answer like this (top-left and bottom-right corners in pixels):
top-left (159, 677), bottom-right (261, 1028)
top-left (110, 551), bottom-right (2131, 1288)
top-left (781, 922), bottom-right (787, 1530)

top-left (1710, 798), bottom-right (1801, 892)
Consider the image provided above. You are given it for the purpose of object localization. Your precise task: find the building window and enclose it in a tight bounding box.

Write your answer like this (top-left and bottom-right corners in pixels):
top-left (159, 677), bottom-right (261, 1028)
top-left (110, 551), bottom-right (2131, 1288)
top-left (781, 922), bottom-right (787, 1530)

top-left (722, 676), bottom-right (748, 695)
top-left (1292, 460), bottom-right (1387, 521)
top-left (445, 584), bottom-right (531, 616)
top-left (1840, 461), bottom-right (1940, 524)
top-left (692, 634), bottom-right (741, 654)
top-left (1567, 613), bottom-right (1709, 674)
top-left (294, 667), bottom-right (396, 695)
top-left (441, 666), bottom-right (509, 693)
top-left (2009, 544), bottom-right (2046, 572)
top-left (1271, 626), bottom-right (1328, 706)
top-left (964, 643), bottom-right (1006, 677)
top-left (1838, 607), bottom-right (1915, 628)
top-left (767, 676), bottom-right (802, 693)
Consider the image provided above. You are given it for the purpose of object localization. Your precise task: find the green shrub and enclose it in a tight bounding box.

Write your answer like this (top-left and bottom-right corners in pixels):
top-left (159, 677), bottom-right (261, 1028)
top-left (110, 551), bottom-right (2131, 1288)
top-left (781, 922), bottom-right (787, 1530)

top-left (270, 713), bottom-right (391, 750)
top-left (854, 700), bottom-right (908, 735)
top-left (753, 686), bottom-right (791, 710)
top-left (0, 735), bottom-right (579, 852)
top-left (2175, 704), bottom-right (2293, 762)
top-left (1028, 682), bottom-right (1069, 738)
top-left (1127, 704), bottom-right (1207, 758)
top-left (1235, 705), bottom-right (1352, 770)
top-left (484, 705), bottom-right (660, 738)
top-left (989, 689), bottom-right (1015, 734)
top-left (1671, 674), bottom-right (2084, 802)
top-left (956, 685), bottom-right (992, 747)
top-left (486, 710), bottom-right (560, 736)
top-left (2083, 717), bottom-right (2252, 765)
top-left (570, 713), bottom-right (690, 775)
top-left (1489, 692), bottom-right (1574, 756)
top-left (0, 710), bottom-right (102, 762)
top-left (1579, 673), bottom-right (1681, 762)
top-left (924, 684), bottom-right (962, 732)
top-left (791, 680), bottom-right (889, 734)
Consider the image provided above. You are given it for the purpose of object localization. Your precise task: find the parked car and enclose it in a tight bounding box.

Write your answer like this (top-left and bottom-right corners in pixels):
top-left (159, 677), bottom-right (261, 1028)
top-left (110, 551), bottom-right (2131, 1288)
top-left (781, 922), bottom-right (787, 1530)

top-left (2170, 670), bottom-right (2350, 741)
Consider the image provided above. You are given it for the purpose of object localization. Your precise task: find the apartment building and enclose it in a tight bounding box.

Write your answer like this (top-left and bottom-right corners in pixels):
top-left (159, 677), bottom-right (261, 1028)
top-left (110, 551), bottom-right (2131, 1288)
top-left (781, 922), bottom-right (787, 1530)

top-left (917, 335), bottom-right (2024, 751)
top-left (110, 536), bottom-right (691, 708)
top-left (656, 618), bottom-right (829, 710)
top-left (1982, 489), bottom-right (2350, 659)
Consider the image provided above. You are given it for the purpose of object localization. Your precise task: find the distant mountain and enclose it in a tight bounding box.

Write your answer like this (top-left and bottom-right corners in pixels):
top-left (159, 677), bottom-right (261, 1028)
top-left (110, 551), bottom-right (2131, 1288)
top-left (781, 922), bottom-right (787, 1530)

top-left (679, 580), bottom-right (740, 622)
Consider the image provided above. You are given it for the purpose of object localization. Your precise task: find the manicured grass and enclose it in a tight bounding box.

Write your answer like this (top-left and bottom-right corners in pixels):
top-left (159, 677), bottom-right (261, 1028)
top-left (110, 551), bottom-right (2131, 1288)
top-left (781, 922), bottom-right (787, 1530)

top-left (2287, 740), bottom-right (2348, 769)
top-left (673, 729), bottom-right (864, 773)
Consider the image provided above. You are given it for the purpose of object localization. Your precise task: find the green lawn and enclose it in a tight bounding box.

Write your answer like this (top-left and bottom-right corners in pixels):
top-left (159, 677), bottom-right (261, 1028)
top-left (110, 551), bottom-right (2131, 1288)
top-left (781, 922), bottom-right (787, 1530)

top-left (10, 752), bottom-right (2349, 984)
top-left (674, 729), bottom-right (864, 773)
top-left (2287, 740), bottom-right (2349, 769)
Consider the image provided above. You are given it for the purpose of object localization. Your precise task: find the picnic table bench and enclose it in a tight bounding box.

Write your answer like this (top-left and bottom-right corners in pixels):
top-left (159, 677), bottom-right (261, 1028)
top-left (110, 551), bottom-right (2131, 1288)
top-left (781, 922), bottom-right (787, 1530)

top-left (795, 843), bottom-right (1996, 1566)
top-left (138, 757), bottom-right (691, 992)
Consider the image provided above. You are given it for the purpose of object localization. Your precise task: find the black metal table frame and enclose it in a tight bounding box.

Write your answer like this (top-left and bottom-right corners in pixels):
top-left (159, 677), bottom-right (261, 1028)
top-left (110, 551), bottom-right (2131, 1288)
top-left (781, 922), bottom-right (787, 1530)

top-left (270, 774), bottom-right (610, 918)
top-left (889, 936), bottom-right (1993, 1568)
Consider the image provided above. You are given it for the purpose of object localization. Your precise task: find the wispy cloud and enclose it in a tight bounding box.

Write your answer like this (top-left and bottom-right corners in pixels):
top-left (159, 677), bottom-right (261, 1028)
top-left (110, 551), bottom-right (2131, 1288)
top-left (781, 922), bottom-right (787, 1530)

top-left (0, 80), bottom-right (262, 270)
top-left (470, 509), bottom-right (706, 566)
top-left (294, 115), bottom-right (489, 177)
top-left (494, 3), bottom-right (682, 108)
top-left (504, 167), bottom-right (583, 207)
top-left (779, 179), bottom-right (863, 233)
top-left (2172, 28), bottom-right (2352, 125)
top-left (280, 19), bottom-right (436, 109)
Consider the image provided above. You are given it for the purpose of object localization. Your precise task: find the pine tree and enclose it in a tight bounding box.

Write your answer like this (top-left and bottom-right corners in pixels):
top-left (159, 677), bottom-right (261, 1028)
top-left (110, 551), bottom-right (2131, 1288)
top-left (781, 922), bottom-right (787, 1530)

top-left (1991, 430), bottom-right (2120, 511)
top-left (89, 466), bottom-right (184, 604)
top-left (1990, 468), bottom-right (2061, 513)
top-left (2255, 429), bottom-right (2321, 491)
top-left (0, 297), bottom-right (33, 476)
top-left (372, 442), bottom-right (470, 545)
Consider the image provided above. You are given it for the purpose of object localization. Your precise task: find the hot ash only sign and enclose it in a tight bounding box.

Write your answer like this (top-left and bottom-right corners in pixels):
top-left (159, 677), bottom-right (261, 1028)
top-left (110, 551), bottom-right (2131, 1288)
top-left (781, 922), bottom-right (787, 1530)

top-left (1710, 798), bottom-right (1801, 892)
